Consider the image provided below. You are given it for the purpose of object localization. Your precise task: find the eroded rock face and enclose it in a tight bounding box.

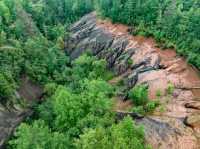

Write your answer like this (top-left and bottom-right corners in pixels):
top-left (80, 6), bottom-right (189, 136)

top-left (65, 12), bottom-right (200, 149)
top-left (185, 102), bottom-right (200, 110)
top-left (65, 14), bottom-right (135, 75)
top-left (0, 76), bottom-right (43, 148)
top-left (185, 114), bottom-right (200, 128)
top-left (0, 106), bottom-right (32, 148)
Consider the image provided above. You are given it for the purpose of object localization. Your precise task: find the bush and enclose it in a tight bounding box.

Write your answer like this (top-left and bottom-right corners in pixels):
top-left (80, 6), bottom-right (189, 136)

top-left (166, 82), bottom-right (174, 95)
top-left (128, 84), bottom-right (148, 106)
top-left (132, 106), bottom-right (145, 115)
top-left (156, 89), bottom-right (162, 98)
top-left (145, 101), bottom-right (160, 113)
top-left (129, 85), bottom-right (160, 114)
top-left (127, 58), bottom-right (133, 66)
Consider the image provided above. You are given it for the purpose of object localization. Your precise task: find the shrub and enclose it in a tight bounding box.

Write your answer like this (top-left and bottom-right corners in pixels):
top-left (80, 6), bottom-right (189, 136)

top-left (132, 106), bottom-right (145, 115)
top-left (132, 100), bottom-right (159, 115)
top-left (166, 82), bottom-right (174, 95)
top-left (156, 89), bottom-right (162, 98)
top-left (127, 58), bottom-right (133, 66)
top-left (145, 101), bottom-right (160, 113)
top-left (128, 84), bottom-right (148, 106)
top-left (159, 105), bottom-right (166, 113)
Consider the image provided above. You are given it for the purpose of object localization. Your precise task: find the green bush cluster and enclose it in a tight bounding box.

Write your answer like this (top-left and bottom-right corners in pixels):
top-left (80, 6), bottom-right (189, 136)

top-left (128, 84), bottom-right (148, 106)
top-left (96, 0), bottom-right (200, 69)
top-left (129, 84), bottom-right (160, 114)
top-left (167, 82), bottom-right (175, 95)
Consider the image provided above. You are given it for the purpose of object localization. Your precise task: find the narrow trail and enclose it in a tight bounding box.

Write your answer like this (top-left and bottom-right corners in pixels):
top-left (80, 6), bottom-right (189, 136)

top-left (65, 12), bottom-right (200, 149)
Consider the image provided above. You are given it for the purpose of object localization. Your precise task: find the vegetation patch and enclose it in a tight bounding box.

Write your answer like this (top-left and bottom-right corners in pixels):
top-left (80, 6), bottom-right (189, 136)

top-left (129, 84), bottom-right (160, 115)
top-left (128, 84), bottom-right (149, 106)
top-left (167, 82), bottom-right (175, 95)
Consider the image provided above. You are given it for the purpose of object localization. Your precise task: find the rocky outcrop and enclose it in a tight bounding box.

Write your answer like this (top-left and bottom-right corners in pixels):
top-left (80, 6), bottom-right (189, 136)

top-left (0, 106), bottom-right (32, 148)
top-left (65, 13), bottom-right (161, 88)
top-left (185, 102), bottom-right (200, 110)
top-left (185, 114), bottom-right (200, 128)
top-left (65, 12), bottom-right (200, 149)
top-left (116, 110), bottom-right (198, 149)
top-left (0, 76), bottom-right (43, 148)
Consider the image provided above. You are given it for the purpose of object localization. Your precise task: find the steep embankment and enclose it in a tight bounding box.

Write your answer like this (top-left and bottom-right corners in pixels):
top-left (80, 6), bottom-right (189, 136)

top-left (65, 12), bottom-right (200, 149)
top-left (0, 76), bottom-right (42, 148)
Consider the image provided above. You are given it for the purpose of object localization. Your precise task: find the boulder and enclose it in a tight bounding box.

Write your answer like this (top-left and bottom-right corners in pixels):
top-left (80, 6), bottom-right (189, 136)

top-left (185, 102), bottom-right (200, 110)
top-left (185, 113), bottom-right (200, 128)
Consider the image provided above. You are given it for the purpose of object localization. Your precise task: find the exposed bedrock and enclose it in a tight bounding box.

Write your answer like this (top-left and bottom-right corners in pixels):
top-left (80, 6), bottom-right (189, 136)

top-left (0, 76), bottom-right (43, 148)
top-left (0, 106), bottom-right (32, 148)
top-left (65, 12), bottom-right (200, 149)
top-left (65, 13), bottom-right (161, 87)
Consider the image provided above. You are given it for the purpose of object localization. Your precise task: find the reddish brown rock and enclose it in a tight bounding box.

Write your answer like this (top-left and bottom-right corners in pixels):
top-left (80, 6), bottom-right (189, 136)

top-left (185, 102), bottom-right (200, 110)
top-left (185, 114), bottom-right (200, 128)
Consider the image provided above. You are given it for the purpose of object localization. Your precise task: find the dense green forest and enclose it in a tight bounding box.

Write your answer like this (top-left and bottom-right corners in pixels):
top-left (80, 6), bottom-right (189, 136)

top-left (0, 0), bottom-right (199, 148)
top-left (96, 0), bottom-right (200, 69)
